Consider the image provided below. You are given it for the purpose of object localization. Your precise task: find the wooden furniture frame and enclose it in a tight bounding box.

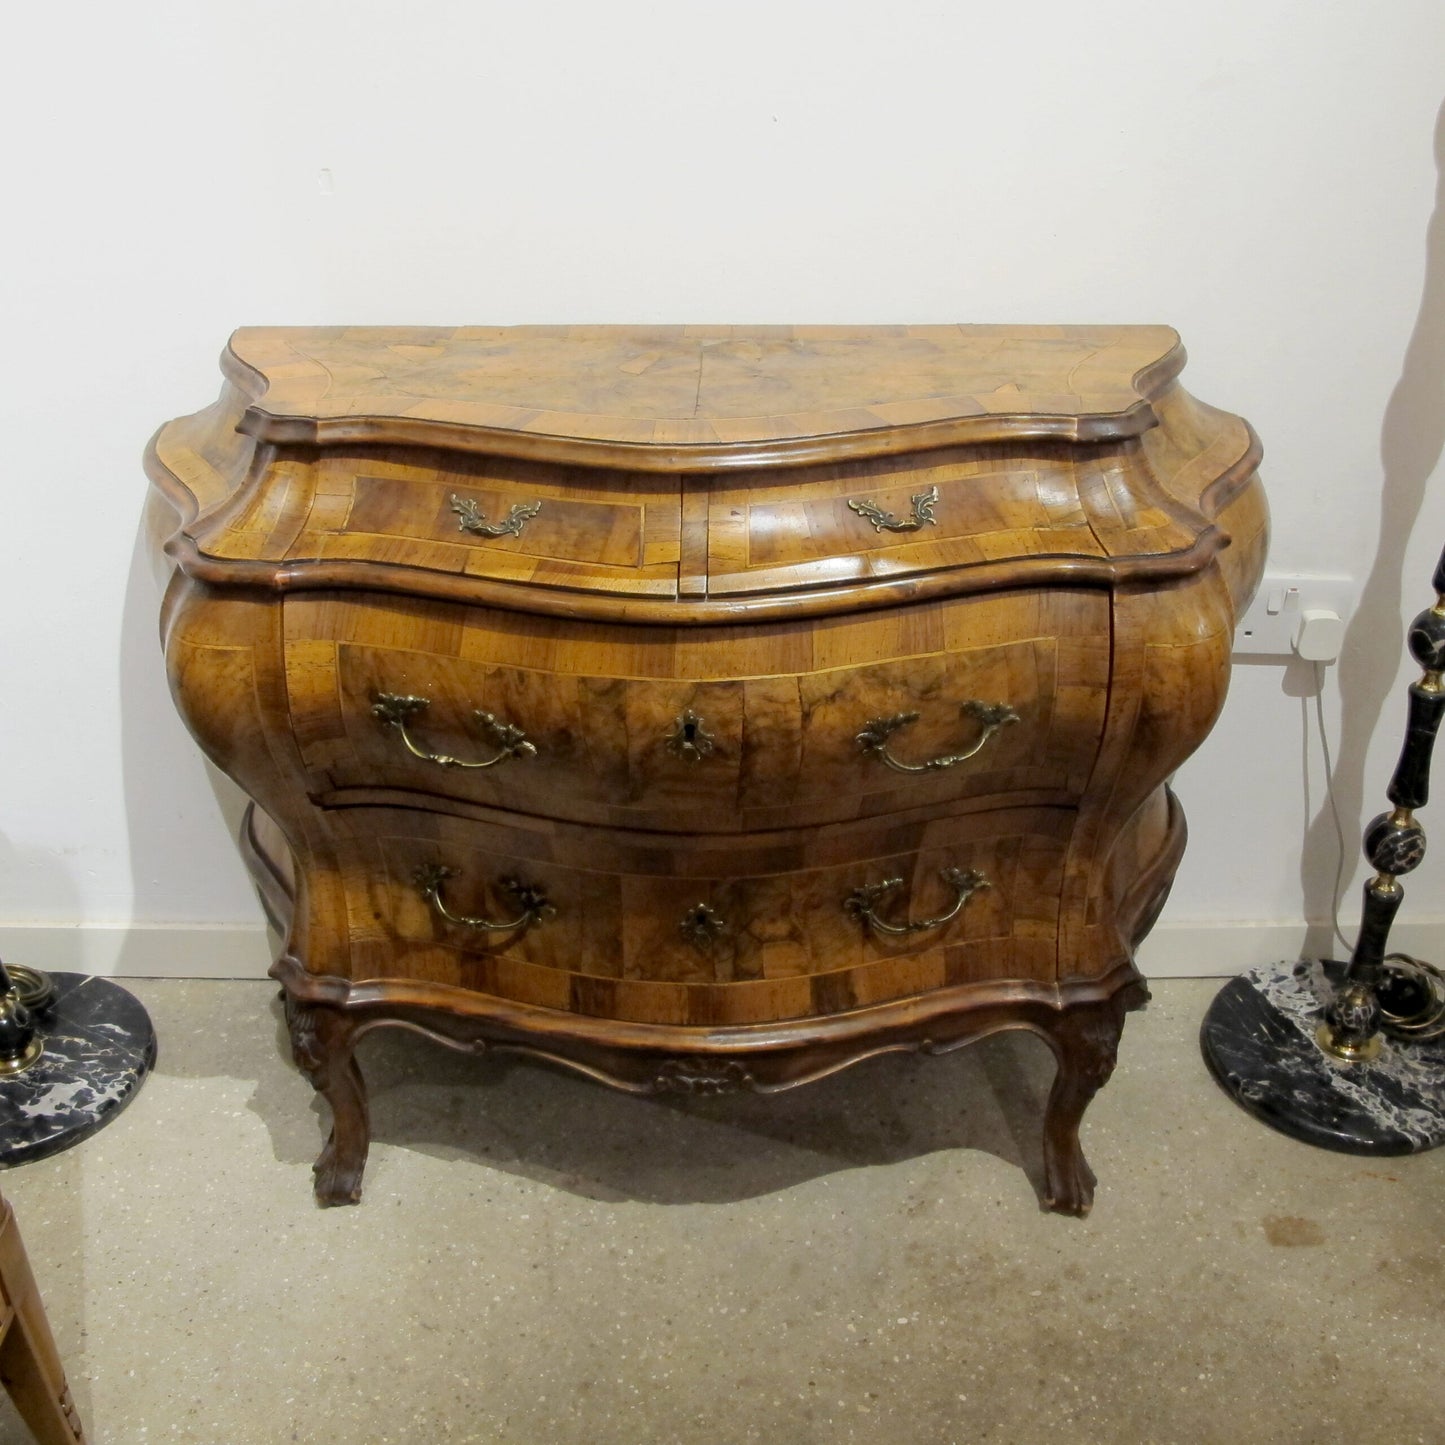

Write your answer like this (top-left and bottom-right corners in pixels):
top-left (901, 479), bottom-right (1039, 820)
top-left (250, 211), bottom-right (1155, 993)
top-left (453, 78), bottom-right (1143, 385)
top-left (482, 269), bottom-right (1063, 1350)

top-left (0, 1194), bottom-right (85, 1444)
top-left (147, 325), bottom-right (1267, 1215)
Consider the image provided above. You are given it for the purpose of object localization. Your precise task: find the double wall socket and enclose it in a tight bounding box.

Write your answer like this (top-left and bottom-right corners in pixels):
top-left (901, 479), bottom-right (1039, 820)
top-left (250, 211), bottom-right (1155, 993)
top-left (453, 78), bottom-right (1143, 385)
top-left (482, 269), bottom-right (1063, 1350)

top-left (1233, 574), bottom-right (1357, 659)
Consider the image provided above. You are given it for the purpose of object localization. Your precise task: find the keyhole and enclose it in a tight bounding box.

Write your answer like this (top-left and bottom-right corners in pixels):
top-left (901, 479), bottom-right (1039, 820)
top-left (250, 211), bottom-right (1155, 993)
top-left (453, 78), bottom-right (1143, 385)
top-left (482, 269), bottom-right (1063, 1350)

top-left (682, 720), bottom-right (698, 744)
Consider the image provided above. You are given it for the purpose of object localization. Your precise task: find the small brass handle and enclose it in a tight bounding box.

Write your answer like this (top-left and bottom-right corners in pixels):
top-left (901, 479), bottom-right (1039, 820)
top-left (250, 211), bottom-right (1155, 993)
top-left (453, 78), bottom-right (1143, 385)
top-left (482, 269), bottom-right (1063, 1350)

top-left (415, 865), bottom-right (555, 934)
top-left (846, 484), bottom-right (939, 534)
top-left (844, 867), bottom-right (989, 938)
top-left (372, 693), bottom-right (536, 771)
top-left (857, 700), bottom-right (1019, 775)
top-left (450, 493), bottom-right (542, 539)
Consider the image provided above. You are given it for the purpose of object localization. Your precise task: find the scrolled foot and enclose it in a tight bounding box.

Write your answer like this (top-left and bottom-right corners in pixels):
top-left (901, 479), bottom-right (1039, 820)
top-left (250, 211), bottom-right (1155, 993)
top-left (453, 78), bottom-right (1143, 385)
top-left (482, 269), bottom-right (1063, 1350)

top-left (1037, 994), bottom-right (1128, 1218)
top-left (313, 1132), bottom-right (367, 1207)
top-left (1041, 1142), bottom-right (1097, 1217)
top-left (279, 986), bottom-right (373, 1207)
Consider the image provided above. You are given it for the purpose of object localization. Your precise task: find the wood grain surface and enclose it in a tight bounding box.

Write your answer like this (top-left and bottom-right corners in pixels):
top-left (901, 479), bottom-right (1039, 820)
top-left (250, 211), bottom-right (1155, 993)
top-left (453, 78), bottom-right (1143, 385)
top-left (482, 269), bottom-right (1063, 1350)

top-left (280, 586), bottom-right (1110, 832)
top-left (147, 342), bottom-right (1259, 623)
top-left (149, 323), bottom-right (1268, 1212)
top-left (222, 324), bottom-right (1186, 468)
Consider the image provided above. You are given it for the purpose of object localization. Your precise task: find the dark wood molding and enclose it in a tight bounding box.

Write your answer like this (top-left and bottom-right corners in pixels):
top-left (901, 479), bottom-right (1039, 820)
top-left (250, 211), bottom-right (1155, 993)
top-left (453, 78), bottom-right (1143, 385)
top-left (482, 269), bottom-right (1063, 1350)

top-left (234, 402), bottom-right (1171, 473)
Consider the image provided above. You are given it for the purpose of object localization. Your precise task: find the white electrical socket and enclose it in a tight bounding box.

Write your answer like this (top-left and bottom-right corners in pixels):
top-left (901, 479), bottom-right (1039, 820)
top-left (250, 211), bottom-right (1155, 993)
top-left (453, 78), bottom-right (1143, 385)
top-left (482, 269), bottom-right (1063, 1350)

top-left (1233, 574), bottom-right (1357, 658)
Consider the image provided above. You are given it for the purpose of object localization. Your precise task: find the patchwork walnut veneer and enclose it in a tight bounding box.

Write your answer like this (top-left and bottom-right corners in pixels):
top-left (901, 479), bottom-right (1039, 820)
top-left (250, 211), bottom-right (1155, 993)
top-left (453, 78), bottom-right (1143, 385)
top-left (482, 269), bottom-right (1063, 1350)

top-left (146, 325), bottom-right (1267, 1213)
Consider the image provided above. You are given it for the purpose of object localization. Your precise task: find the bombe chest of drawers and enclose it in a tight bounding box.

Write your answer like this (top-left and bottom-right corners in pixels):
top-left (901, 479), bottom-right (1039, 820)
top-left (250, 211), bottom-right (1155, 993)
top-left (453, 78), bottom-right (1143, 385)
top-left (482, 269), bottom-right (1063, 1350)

top-left (147, 324), bottom-right (1266, 1214)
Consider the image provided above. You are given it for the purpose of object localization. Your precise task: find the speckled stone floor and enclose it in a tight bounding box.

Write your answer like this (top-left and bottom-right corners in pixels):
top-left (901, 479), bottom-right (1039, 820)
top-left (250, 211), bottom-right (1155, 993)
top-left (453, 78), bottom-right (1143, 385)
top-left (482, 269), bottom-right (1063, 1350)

top-left (0, 977), bottom-right (1442, 1444)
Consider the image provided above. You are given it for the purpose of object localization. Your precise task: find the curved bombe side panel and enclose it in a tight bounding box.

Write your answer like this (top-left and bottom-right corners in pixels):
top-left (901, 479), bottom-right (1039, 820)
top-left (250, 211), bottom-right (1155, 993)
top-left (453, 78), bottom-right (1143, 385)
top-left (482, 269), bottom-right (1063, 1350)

top-left (160, 578), bottom-right (351, 981)
top-left (1059, 560), bottom-right (1245, 983)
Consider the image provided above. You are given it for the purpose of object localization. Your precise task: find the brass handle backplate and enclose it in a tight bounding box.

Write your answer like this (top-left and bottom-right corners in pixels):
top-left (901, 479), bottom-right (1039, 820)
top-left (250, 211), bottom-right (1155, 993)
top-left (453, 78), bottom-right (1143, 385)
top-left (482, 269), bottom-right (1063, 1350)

top-left (857, 700), bottom-right (1019, 775)
top-left (844, 867), bottom-right (989, 938)
top-left (414, 865), bottom-right (555, 935)
top-left (846, 484), bottom-right (940, 534)
top-left (450, 493), bottom-right (542, 539)
top-left (372, 693), bottom-right (536, 771)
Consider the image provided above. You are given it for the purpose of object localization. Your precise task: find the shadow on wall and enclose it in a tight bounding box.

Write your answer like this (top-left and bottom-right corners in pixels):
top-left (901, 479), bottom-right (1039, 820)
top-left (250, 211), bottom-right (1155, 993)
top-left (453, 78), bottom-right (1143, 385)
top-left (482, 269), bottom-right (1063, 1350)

top-left (0, 835), bottom-right (82, 973)
top-left (115, 508), bottom-right (259, 978)
top-left (1299, 95), bottom-right (1445, 959)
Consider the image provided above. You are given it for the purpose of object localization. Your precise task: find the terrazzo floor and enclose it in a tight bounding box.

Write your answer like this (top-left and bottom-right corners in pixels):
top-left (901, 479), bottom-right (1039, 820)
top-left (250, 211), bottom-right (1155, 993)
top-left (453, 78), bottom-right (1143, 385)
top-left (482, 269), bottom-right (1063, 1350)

top-left (0, 976), bottom-right (1442, 1444)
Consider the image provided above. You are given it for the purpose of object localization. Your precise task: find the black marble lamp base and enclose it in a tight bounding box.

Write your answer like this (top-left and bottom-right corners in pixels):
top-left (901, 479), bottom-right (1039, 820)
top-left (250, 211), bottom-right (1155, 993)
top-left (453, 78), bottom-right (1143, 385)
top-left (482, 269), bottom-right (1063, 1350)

top-left (0, 973), bottom-right (156, 1167)
top-left (1201, 960), bottom-right (1445, 1155)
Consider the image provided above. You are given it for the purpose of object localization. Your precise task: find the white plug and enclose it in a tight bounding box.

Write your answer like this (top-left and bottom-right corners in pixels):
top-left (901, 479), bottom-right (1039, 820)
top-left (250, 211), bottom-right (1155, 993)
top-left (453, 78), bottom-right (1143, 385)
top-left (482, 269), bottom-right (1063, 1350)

top-left (1295, 608), bottom-right (1345, 663)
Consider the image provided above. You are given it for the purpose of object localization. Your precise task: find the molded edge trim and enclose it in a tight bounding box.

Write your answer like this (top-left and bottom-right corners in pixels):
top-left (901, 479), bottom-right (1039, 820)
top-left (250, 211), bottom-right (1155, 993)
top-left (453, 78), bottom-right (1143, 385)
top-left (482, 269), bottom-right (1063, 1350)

top-left (145, 392), bottom-right (1260, 628)
top-left (145, 431), bottom-right (1262, 625)
top-left (268, 948), bottom-right (1145, 1059)
top-left (153, 518), bottom-right (1237, 625)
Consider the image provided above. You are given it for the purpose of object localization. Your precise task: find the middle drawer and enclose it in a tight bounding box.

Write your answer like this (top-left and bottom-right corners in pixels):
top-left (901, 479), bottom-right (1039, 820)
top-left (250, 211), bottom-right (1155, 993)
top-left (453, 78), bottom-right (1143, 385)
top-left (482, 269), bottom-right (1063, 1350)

top-left (283, 587), bottom-right (1110, 832)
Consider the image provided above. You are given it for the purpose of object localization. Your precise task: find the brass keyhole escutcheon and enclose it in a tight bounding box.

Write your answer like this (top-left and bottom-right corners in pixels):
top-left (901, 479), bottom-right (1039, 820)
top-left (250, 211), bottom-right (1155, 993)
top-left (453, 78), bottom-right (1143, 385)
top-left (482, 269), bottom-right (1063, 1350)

top-left (665, 709), bottom-right (716, 763)
top-left (680, 903), bottom-right (728, 951)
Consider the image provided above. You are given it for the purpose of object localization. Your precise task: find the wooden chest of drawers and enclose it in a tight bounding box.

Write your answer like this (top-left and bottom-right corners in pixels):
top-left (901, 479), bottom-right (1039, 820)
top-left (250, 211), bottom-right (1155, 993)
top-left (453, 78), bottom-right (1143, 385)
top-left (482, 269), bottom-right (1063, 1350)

top-left (147, 325), bottom-right (1266, 1213)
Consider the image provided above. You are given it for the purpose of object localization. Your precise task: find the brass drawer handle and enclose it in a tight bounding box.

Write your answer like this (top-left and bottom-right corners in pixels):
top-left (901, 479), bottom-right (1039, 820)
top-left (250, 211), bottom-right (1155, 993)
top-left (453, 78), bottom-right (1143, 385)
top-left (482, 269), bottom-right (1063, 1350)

top-left (450, 493), bottom-right (542, 539)
top-left (372, 693), bottom-right (536, 770)
top-left (846, 484), bottom-right (939, 533)
top-left (844, 867), bottom-right (989, 938)
top-left (415, 865), bottom-right (555, 934)
top-left (857, 700), bottom-right (1019, 775)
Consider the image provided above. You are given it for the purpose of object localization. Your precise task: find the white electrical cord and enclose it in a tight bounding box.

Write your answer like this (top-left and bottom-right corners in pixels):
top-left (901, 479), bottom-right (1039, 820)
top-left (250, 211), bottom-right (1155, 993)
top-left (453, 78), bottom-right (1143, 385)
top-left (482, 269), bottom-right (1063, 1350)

top-left (1312, 661), bottom-right (1356, 958)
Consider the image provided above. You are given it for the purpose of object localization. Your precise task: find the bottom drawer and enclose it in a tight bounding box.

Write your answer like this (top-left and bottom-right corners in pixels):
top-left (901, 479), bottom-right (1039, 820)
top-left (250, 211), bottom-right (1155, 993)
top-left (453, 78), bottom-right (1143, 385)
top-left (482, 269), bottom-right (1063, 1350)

top-left (328, 804), bottom-right (1073, 1026)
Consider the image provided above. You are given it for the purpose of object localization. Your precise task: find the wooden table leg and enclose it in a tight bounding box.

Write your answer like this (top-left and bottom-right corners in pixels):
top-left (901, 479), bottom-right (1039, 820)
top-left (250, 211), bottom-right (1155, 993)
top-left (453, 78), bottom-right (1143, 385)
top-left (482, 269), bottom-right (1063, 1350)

top-left (280, 991), bottom-right (371, 1207)
top-left (0, 1195), bottom-right (85, 1444)
top-left (1036, 984), bottom-right (1146, 1217)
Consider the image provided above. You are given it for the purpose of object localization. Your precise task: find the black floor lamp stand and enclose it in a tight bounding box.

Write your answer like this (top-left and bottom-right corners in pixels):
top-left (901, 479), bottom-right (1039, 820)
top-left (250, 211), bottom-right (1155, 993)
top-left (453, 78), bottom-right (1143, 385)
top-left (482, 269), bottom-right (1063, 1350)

top-left (1201, 543), bottom-right (1445, 1153)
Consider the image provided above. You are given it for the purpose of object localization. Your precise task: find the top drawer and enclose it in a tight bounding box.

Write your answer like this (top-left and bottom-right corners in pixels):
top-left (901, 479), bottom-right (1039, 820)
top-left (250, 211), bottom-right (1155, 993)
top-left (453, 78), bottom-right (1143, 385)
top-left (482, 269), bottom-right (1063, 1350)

top-left (702, 441), bottom-right (1198, 600)
top-left (193, 442), bottom-right (684, 600)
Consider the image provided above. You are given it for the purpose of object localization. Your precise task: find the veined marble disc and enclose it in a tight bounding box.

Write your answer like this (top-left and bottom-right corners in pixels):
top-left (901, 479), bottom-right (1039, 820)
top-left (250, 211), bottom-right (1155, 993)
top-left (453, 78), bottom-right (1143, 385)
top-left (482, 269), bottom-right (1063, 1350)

top-left (0, 973), bottom-right (156, 1166)
top-left (1200, 959), bottom-right (1445, 1155)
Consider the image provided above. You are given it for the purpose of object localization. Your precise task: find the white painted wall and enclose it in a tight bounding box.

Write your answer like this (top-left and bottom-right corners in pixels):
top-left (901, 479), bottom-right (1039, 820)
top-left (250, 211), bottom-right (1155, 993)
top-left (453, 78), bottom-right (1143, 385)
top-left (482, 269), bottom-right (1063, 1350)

top-left (1, 1), bottom-right (1442, 976)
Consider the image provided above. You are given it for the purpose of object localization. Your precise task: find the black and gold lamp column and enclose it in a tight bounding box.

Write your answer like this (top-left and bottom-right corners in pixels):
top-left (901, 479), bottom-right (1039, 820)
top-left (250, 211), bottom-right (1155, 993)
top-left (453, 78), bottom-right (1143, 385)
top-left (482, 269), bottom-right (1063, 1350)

top-left (1200, 542), bottom-right (1445, 1154)
top-left (0, 961), bottom-right (47, 1077)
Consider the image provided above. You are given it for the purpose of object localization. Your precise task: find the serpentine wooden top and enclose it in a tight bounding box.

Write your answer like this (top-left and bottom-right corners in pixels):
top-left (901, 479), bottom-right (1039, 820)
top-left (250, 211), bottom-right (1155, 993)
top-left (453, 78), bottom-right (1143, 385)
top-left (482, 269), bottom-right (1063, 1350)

top-left (225, 324), bottom-right (1185, 470)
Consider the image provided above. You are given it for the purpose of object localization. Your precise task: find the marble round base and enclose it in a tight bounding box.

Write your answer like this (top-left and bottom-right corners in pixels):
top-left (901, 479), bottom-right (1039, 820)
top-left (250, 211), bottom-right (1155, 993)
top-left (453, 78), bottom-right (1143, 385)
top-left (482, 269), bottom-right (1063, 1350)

top-left (1200, 960), bottom-right (1445, 1155)
top-left (0, 973), bottom-right (156, 1167)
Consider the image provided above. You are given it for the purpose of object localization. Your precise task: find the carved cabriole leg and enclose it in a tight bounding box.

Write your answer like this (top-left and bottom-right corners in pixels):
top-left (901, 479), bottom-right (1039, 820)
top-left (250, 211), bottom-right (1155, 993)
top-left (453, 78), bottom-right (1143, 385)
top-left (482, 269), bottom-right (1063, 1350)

top-left (275, 965), bottom-right (371, 1207)
top-left (1035, 990), bottom-right (1136, 1216)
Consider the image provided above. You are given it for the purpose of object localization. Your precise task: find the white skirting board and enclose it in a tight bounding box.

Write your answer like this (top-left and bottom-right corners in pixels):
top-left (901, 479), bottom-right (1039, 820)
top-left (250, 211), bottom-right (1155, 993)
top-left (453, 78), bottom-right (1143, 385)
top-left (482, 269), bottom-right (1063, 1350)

top-left (0, 924), bottom-right (278, 981)
top-left (0, 919), bottom-right (1441, 981)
